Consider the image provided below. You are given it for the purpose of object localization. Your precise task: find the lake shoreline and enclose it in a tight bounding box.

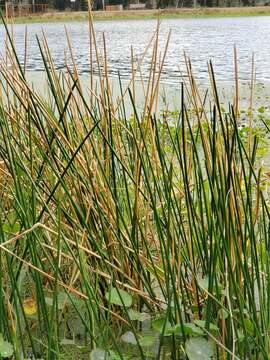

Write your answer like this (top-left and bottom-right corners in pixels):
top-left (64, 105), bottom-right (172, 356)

top-left (8, 6), bottom-right (270, 24)
top-left (25, 71), bottom-right (270, 114)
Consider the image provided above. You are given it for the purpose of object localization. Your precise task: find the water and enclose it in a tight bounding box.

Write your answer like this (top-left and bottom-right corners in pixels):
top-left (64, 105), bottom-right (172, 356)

top-left (1, 16), bottom-right (270, 84)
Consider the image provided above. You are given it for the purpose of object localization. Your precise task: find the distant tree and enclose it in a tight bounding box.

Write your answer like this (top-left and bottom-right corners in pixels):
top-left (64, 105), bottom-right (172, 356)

top-left (53, 0), bottom-right (68, 10)
top-left (108, 0), bottom-right (123, 4)
top-left (156, 0), bottom-right (174, 7)
top-left (92, 0), bottom-right (104, 10)
top-left (53, 0), bottom-right (88, 10)
top-left (78, 0), bottom-right (88, 10)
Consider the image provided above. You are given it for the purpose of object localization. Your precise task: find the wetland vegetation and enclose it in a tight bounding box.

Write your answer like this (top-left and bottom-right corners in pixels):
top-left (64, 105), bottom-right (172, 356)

top-left (1, 12), bottom-right (270, 360)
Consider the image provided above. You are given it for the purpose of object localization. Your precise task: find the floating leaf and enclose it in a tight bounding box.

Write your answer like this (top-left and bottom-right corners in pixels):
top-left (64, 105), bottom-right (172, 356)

top-left (183, 323), bottom-right (204, 336)
top-left (139, 335), bottom-right (156, 347)
top-left (68, 293), bottom-right (86, 309)
top-left (152, 317), bottom-right (173, 335)
top-left (0, 335), bottom-right (13, 358)
top-left (121, 331), bottom-right (156, 348)
top-left (185, 337), bottom-right (215, 360)
top-left (168, 322), bottom-right (210, 336)
top-left (45, 297), bottom-right (54, 307)
top-left (121, 331), bottom-right (137, 345)
top-left (56, 291), bottom-right (70, 309)
top-left (45, 292), bottom-right (69, 310)
top-left (23, 298), bottom-right (37, 316)
top-left (197, 277), bottom-right (209, 291)
top-left (194, 320), bottom-right (219, 333)
top-left (105, 288), bottom-right (132, 308)
top-left (128, 309), bottom-right (151, 321)
top-left (90, 348), bottom-right (107, 360)
top-left (90, 349), bottom-right (124, 360)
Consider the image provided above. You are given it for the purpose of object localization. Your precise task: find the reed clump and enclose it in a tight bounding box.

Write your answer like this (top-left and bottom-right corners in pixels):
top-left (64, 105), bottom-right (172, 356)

top-left (0, 13), bottom-right (270, 360)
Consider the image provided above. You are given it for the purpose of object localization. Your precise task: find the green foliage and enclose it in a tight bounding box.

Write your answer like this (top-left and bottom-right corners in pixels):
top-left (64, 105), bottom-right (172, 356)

top-left (152, 317), bottom-right (173, 335)
top-left (185, 338), bottom-right (215, 360)
top-left (127, 309), bottom-right (151, 321)
top-left (1, 11), bottom-right (270, 360)
top-left (105, 288), bottom-right (133, 308)
top-left (0, 335), bottom-right (13, 358)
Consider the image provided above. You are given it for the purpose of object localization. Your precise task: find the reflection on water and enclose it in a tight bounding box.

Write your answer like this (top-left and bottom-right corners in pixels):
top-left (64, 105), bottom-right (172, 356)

top-left (1, 16), bottom-right (270, 84)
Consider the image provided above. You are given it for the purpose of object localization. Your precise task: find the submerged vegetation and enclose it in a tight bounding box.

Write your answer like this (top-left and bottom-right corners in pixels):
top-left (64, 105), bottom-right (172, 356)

top-left (1, 12), bottom-right (270, 360)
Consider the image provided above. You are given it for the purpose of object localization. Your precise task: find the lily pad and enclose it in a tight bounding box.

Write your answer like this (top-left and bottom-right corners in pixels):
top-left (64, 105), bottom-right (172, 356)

top-left (0, 335), bottom-right (13, 358)
top-left (90, 349), bottom-right (127, 360)
top-left (90, 348), bottom-right (108, 360)
top-left (183, 323), bottom-right (204, 336)
top-left (121, 331), bottom-right (137, 345)
top-left (139, 335), bottom-right (156, 347)
top-left (45, 292), bottom-right (70, 310)
top-left (194, 320), bottom-right (219, 333)
top-left (185, 337), bottom-right (215, 360)
top-left (121, 331), bottom-right (156, 348)
top-left (197, 277), bottom-right (209, 291)
top-left (128, 309), bottom-right (151, 321)
top-left (105, 288), bottom-right (132, 308)
top-left (152, 317), bottom-right (173, 335)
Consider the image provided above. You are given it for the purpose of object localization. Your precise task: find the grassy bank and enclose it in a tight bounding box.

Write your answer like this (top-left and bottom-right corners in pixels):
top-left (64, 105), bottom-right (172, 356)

top-left (9, 6), bottom-right (270, 24)
top-left (1, 12), bottom-right (270, 360)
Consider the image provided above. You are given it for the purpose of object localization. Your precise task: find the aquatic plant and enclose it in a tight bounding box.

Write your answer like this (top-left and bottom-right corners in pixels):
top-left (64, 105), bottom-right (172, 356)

top-left (0, 11), bottom-right (270, 360)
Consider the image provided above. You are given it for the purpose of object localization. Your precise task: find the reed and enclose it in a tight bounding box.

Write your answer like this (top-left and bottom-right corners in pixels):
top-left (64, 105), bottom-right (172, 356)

top-left (0, 12), bottom-right (269, 360)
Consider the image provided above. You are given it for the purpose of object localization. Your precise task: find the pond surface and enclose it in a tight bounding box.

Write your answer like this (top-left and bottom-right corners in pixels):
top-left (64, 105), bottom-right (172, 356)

top-left (1, 16), bottom-right (270, 84)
